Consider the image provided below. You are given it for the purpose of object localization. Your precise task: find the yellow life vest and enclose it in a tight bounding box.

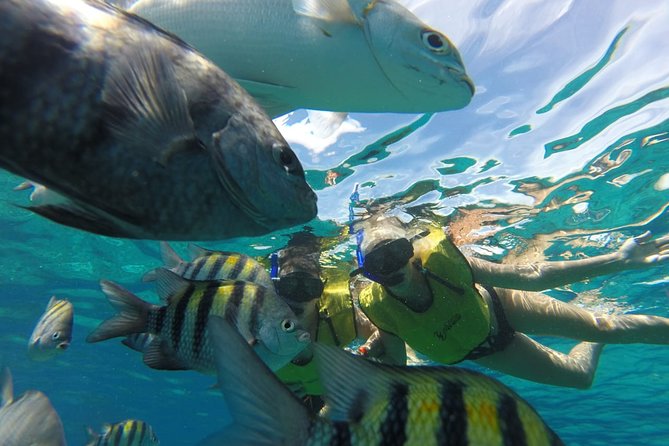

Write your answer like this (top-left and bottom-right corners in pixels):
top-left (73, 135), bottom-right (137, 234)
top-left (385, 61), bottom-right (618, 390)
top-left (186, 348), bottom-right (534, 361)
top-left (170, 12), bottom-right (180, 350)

top-left (275, 270), bottom-right (357, 395)
top-left (358, 230), bottom-right (490, 365)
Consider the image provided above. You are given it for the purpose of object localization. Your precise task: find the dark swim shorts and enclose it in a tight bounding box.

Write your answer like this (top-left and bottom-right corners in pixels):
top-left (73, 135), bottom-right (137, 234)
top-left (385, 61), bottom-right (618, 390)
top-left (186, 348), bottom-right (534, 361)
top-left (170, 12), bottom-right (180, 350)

top-left (465, 286), bottom-right (516, 360)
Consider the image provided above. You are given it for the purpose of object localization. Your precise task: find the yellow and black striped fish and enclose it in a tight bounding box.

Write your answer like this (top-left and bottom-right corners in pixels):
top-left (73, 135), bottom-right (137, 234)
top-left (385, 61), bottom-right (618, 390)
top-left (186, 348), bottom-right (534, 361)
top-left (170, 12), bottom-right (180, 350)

top-left (85, 419), bottom-right (159, 446)
top-left (201, 316), bottom-right (563, 446)
top-left (28, 296), bottom-right (73, 361)
top-left (143, 242), bottom-right (272, 287)
top-left (87, 269), bottom-right (309, 373)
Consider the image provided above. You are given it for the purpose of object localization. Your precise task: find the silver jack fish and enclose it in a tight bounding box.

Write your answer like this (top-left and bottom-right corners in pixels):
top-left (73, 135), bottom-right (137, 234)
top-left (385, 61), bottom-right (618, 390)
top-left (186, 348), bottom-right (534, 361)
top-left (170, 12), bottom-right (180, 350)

top-left (200, 316), bottom-right (563, 446)
top-left (127, 0), bottom-right (475, 118)
top-left (86, 419), bottom-right (160, 446)
top-left (0, 368), bottom-right (67, 445)
top-left (28, 296), bottom-right (74, 361)
top-left (1, 0), bottom-right (317, 240)
top-left (87, 270), bottom-right (310, 373)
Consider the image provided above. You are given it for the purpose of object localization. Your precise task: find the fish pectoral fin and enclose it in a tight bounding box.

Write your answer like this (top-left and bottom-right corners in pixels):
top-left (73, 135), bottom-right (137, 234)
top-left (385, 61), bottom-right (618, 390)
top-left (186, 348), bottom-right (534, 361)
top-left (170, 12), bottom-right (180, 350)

top-left (198, 316), bottom-right (309, 446)
top-left (143, 339), bottom-right (188, 371)
top-left (235, 79), bottom-right (295, 118)
top-left (291, 0), bottom-right (359, 24)
top-left (21, 203), bottom-right (138, 239)
top-left (101, 45), bottom-right (197, 166)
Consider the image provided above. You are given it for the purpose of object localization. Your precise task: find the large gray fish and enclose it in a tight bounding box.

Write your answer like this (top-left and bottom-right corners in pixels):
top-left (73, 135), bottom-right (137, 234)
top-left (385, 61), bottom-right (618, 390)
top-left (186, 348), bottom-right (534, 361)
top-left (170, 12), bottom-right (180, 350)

top-left (0, 0), bottom-right (317, 240)
top-left (128, 0), bottom-right (474, 118)
top-left (0, 368), bottom-right (67, 445)
top-left (200, 316), bottom-right (563, 446)
top-left (28, 296), bottom-right (74, 361)
top-left (86, 419), bottom-right (160, 446)
top-left (87, 270), bottom-right (310, 373)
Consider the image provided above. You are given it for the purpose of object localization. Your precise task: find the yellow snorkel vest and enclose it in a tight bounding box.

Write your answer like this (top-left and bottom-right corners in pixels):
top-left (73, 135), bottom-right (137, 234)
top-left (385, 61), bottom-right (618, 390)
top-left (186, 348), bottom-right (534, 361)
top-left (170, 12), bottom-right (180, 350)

top-left (358, 229), bottom-right (490, 365)
top-left (276, 268), bottom-right (358, 396)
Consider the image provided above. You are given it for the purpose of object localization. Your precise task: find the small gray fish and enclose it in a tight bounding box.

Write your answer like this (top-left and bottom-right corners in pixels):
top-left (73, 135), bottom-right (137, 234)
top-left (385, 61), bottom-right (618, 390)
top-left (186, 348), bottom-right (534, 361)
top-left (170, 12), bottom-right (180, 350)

top-left (88, 269), bottom-right (310, 373)
top-left (86, 419), bottom-right (159, 446)
top-left (1, 0), bottom-right (317, 241)
top-left (142, 242), bottom-right (272, 287)
top-left (0, 368), bottom-right (67, 446)
top-left (28, 296), bottom-right (74, 361)
top-left (200, 316), bottom-right (563, 446)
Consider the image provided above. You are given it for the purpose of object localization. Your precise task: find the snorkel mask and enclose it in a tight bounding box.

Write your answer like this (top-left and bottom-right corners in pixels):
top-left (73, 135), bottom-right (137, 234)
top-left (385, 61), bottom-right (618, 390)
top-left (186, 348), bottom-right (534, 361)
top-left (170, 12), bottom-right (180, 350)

top-left (271, 232), bottom-right (325, 302)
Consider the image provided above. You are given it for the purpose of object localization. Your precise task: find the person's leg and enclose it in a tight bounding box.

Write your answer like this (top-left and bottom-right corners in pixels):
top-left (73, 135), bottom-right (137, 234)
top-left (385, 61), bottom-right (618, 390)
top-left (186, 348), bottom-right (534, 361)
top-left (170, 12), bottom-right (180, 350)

top-left (495, 288), bottom-right (669, 344)
top-left (472, 333), bottom-right (604, 389)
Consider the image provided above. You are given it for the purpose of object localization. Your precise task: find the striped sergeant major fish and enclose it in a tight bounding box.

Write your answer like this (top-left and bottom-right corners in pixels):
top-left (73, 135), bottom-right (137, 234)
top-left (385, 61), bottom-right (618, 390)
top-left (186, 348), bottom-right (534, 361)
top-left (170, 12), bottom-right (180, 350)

top-left (28, 296), bottom-right (74, 361)
top-left (143, 242), bottom-right (272, 287)
top-left (87, 269), bottom-right (310, 373)
top-left (199, 316), bottom-right (563, 446)
top-left (0, 368), bottom-right (67, 445)
top-left (86, 419), bottom-right (159, 445)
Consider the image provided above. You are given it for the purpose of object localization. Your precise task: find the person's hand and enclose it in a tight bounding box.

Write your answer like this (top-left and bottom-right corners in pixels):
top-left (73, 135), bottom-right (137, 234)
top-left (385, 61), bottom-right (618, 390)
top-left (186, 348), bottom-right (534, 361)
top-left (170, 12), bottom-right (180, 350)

top-left (618, 231), bottom-right (669, 268)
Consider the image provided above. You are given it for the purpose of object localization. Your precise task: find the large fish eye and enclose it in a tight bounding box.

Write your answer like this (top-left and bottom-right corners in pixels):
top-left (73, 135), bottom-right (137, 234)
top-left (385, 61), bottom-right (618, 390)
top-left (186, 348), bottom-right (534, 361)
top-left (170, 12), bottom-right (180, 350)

top-left (52, 331), bottom-right (61, 340)
top-left (272, 143), bottom-right (305, 178)
top-left (281, 319), bottom-right (296, 333)
top-left (421, 30), bottom-right (449, 53)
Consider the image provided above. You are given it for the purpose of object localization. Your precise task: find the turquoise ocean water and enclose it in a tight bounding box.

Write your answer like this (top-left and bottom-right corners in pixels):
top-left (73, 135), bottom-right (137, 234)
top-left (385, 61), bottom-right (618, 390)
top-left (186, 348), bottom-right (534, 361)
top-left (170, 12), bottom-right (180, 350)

top-left (1, 0), bottom-right (668, 444)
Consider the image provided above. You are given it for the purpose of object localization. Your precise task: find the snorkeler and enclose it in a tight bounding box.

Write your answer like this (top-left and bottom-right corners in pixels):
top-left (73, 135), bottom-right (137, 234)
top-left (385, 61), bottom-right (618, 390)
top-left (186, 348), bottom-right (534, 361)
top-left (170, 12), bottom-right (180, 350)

top-left (270, 231), bottom-right (405, 408)
top-left (353, 213), bottom-right (669, 389)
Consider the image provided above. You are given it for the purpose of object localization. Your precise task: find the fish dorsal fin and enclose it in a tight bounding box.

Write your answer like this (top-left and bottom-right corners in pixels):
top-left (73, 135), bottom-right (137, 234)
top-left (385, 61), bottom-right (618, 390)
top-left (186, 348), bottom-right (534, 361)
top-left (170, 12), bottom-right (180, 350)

top-left (314, 343), bottom-right (396, 421)
top-left (102, 45), bottom-right (201, 167)
top-left (187, 243), bottom-right (214, 259)
top-left (292, 0), bottom-right (359, 24)
top-left (154, 268), bottom-right (195, 303)
top-left (197, 316), bottom-right (310, 446)
top-left (160, 242), bottom-right (183, 268)
top-left (1, 367), bottom-right (13, 407)
top-left (46, 295), bottom-right (58, 310)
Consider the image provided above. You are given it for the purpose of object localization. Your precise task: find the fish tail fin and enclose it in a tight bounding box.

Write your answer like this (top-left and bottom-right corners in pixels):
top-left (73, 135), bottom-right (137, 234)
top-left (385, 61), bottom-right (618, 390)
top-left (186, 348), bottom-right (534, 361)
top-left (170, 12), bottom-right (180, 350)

top-left (197, 316), bottom-right (310, 446)
top-left (86, 281), bottom-right (153, 343)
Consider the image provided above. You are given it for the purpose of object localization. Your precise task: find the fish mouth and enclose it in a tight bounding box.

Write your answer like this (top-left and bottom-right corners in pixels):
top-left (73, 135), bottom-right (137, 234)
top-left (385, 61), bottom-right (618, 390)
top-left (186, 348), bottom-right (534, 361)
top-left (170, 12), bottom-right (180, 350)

top-left (450, 69), bottom-right (475, 96)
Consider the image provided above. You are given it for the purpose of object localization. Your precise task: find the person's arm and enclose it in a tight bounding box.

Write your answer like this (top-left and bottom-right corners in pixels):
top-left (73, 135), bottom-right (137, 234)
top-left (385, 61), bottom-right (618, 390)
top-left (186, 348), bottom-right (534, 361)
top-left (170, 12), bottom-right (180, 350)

top-left (358, 329), bottom-right (407, 365)
top-left (468, 231), bottom-right (669, 291)
top-left (352, 306), bottom-right (407, 364)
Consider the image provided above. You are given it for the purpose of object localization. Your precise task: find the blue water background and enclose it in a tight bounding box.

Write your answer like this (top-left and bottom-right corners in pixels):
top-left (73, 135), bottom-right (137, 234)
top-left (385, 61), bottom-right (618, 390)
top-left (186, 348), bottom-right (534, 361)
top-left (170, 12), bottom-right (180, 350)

top-left (1, 0), bottom-right (669, 444)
